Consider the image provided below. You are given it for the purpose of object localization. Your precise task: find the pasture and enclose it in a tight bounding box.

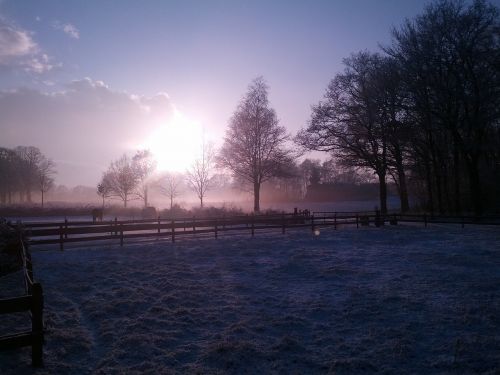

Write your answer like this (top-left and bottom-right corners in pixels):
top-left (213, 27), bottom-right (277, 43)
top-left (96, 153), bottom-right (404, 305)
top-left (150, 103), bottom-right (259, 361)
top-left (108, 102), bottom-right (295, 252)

top-left (1, 224), bottom-right (499, 374)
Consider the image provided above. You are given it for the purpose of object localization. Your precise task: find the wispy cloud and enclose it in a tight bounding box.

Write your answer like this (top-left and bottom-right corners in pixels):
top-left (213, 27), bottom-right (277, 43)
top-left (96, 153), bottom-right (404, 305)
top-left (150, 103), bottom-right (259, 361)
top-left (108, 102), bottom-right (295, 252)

top-left (52, 21), bottom-right (79, 39)
top-left (0, 16), bottom-right (37, 62)
top-left (0, 16), bottom-right (57, 73)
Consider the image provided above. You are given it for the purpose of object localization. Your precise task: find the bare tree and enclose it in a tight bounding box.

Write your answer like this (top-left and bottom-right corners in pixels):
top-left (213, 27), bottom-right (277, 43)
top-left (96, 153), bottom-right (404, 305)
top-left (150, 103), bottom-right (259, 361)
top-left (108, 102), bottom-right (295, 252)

top-left (106, 154), bottom-right (139, 207)
top-left (158, 172), bottom-right (184, 209)
top-left (132, 150), bottom-right (156, 207)
top-left (296, 53), bottom-right (391, 214)
top-left (0, 148), bottom-right (21, 204)
top-left (37, 157), bottom-right (56, 208)
top-left (186, 141), bottom-right (215, 208)
top-left (386, 0), bottom-right (500, 215)
top-left (218, 77), bottom-right (296, 212)
top-left (97, 172), bottom-right (113, 209)
top-left (15, 146), bottom-right (44, 203)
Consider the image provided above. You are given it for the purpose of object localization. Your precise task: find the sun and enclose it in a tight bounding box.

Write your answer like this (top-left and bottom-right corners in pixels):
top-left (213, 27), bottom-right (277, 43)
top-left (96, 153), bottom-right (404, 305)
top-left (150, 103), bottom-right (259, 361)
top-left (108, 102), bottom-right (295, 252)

top-left (140, 111), bottom-right (203, 172)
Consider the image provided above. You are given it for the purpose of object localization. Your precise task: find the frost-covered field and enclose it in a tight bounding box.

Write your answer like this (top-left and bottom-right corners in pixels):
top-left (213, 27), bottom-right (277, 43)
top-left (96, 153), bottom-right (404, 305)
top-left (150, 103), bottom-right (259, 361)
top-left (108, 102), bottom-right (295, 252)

top-left (1, 224), bottom-right (500, 374)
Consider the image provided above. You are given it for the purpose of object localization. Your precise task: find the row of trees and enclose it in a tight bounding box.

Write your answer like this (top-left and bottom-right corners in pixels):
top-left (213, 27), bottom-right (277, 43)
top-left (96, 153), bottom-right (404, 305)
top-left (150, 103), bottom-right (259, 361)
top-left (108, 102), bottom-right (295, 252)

top-left (100, 0), bottom-right (499, 214)
top-left (297, 0), bottom-right (500, 215)
top-left (99, 77), bottom-right (296, 211)
top-left (0, 146), bottom-right (56, 208)
top-left (97, 148), bottom-right (217, 209)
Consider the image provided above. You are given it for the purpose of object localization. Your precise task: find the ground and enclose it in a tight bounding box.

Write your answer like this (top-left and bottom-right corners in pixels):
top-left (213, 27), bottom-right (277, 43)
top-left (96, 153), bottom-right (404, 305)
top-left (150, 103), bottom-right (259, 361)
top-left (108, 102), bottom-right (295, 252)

top-left (1, 224), bottom-right (499, 374)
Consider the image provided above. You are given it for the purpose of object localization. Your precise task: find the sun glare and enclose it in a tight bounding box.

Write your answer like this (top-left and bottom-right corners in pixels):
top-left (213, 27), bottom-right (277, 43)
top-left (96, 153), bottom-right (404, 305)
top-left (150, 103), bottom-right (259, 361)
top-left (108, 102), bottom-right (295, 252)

top-left (140, 111), bottom-right (203, 172)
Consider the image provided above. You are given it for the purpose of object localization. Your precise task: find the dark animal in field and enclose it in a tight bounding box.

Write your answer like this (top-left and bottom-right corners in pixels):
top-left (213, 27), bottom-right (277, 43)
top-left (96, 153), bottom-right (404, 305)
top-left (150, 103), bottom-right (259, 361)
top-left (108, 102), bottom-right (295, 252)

top-left (92, 208), bottom-right (104, 223)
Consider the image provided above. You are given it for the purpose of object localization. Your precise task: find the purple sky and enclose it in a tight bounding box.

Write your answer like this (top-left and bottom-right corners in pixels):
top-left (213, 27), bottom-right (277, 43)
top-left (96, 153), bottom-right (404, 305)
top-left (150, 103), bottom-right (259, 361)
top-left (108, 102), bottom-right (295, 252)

top-left (2, 0), bottom-right (497, 186)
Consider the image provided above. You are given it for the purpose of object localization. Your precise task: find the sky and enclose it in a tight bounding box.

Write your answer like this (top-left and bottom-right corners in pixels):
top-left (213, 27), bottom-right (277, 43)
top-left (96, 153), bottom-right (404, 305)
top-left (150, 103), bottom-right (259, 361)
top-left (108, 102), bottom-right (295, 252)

top-left (2, 0), bottom-right (497, 186)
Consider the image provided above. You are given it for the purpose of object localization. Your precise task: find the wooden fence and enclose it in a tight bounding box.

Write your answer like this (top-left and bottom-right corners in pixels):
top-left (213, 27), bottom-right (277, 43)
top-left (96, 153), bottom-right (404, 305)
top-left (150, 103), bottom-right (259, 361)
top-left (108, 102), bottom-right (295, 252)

top-left (0, 236), bottom-right (44, 367)
top-left (18, 211), bottom-right (500, 250)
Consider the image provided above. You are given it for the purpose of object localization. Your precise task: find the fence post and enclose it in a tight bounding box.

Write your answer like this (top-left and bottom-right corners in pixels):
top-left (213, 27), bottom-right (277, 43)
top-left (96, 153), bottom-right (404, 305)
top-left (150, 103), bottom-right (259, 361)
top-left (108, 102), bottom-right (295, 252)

top-left (157, 216), bottom-right (161, 234)
top-left (172, 220), bottom-right (175, 242)
top-left (311, 215), bottom-right (315, 233)
top-left (215, 219), bottom-right (218, 239)
top-left (59, 224), bottom-right (64, 251)
top-left (193, 216), bottom-right (196, 234)
top-left (31, 282), bottom-right (44, 367)
top-left (120, 224), bottom-right (124, 246)
top-left (356, 213), bottom-right (359, 229)
top-left (25, 248), bottom-right (34, 295)
top-left (334, 213), bottom-right (337, 230)
top-left (114, 217), bottom-right (118, 235)
top-left (282, 212), bottom-right (286, 234)
top-left (64, 218), bottom-right (68, 239)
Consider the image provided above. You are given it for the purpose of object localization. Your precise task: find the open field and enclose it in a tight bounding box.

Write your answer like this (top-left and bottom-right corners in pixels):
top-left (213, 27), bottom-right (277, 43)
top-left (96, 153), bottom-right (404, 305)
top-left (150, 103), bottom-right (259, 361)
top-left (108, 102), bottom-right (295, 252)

top-left (1, 224), bottom-right (500, 374)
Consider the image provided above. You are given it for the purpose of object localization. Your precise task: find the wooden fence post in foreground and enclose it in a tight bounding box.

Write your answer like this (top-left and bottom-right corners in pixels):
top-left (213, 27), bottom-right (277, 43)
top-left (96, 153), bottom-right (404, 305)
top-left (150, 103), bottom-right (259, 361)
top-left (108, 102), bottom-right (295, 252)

top-left (157, 216), bottom-right (161, 234)
top-left (120, 224), bottom-right (124, 246)
top-left (251, 215), bottom-right (255, 237)
top-left (215, 219), bottom-right (218, 239)
top-left (31, 282), bottom-right (44, 367)
top-left (311, 215), bottom-right (315, 233)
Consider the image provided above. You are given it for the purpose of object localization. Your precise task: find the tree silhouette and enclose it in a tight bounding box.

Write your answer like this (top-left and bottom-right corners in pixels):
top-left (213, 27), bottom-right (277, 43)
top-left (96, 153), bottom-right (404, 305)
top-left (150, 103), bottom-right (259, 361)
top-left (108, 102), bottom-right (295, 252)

top-left (37, 157), bottom-right (56, 208)
top-left (219, 77), bottom-right (296, 212)
top-left (105, 154), bottom-right (139, 207)
top-left (186, 141), bottom-right (215, 208)
top-left (159, 172), bottom-right (183, 210)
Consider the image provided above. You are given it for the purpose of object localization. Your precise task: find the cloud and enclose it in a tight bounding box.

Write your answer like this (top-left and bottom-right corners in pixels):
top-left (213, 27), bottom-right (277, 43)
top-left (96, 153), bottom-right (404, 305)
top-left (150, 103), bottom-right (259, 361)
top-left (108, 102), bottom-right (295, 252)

top-left (0, 16), bottom-right (57, 73)
top-left (52, 21), bottom-right (79, 39)
top-left (0, 78), bottom-right (176, 186)
top-left (0, 17), bottom-right (37, 63)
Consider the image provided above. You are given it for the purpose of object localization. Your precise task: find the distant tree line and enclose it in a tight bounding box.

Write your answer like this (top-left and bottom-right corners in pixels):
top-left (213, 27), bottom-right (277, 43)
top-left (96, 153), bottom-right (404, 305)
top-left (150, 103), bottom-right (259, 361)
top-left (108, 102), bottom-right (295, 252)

top-left (0, 146), bottom-right (56, 208)
top-left (297, 0), bottom-right (500, 215)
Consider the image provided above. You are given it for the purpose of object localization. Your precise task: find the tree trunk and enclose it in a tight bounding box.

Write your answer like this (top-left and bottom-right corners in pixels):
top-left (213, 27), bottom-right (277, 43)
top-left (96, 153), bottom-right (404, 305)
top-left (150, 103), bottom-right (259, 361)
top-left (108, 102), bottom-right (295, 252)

top-left (200, 196), bottom-right (203, 208)
top-left (102, 196), bottom-right (105, 210)
top-left (377, 171), bottom-right (387, 214)
top-left (144, 186), bottom-right (148, 207)
top-left (453, 142), bottom-right (461, 214)
top-left (253, 182), bottom-right (260, 212)
top-left (41, 191), bottom-right (44, 209)
top-left (397, 167), bottom-right (409, 213)
top-left (468, 157), bottom-right (482, 216)
top-left (393, 146), bottom-right (409, 213)
top-left (170, 196), bottom-right (173, 210)
top-left (124, 196), bottom-right (127, 208)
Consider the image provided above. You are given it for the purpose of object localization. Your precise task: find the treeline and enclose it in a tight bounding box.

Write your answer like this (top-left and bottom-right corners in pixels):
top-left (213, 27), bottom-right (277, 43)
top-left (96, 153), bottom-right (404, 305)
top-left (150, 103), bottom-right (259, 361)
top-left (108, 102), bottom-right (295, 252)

top-left (0, 146), bottom-right (56, 208)
top-left (97, 149), bottom-right (220, 209)
top-left (297, 0), bottom-right (500, 215)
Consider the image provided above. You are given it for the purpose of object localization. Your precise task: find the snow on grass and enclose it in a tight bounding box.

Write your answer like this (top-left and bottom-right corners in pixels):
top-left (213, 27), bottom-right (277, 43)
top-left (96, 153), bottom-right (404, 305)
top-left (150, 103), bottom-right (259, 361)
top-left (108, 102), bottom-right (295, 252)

top-left (1, 224), bottom-right (500, 374)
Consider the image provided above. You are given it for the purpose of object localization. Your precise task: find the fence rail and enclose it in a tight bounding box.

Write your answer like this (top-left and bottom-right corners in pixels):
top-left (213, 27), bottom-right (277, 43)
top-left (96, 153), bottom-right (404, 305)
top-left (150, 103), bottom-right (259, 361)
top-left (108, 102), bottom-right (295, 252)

top-left (0, 235), bottom-right (44, 367)
top-left (15, 211), bottom-right (500, 250)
